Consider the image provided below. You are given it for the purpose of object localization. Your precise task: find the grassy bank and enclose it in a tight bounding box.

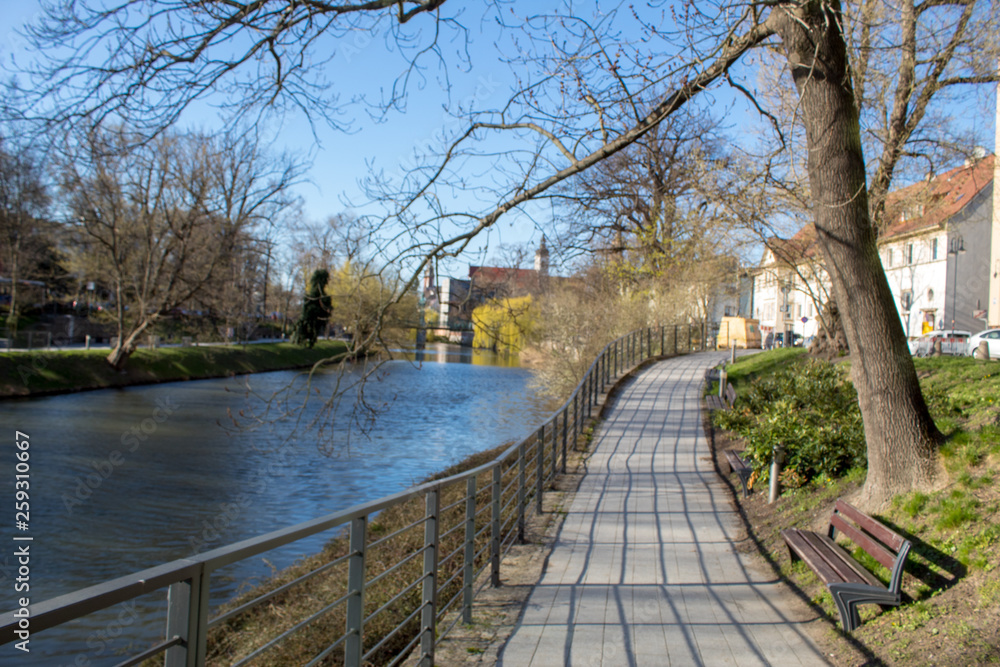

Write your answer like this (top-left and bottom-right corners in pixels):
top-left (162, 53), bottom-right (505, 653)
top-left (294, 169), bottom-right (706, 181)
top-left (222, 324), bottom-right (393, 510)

top-left (204, 441), bottom-right (515, 666)
top-left (0, 340), bottom-right (350, 398)
top-left (711, 351), bottom-right (1000, 666)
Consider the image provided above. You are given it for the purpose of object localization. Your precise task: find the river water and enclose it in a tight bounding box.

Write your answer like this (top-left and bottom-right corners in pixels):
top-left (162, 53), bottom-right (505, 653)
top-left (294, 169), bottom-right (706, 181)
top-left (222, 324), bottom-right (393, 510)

top-left (0, 344), bottom-right (550, 666)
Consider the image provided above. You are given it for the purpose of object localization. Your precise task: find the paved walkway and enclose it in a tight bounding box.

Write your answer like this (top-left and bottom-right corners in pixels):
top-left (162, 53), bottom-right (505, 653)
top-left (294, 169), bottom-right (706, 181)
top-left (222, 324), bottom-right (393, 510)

top-left (500, 353), bottom-right (830, 666)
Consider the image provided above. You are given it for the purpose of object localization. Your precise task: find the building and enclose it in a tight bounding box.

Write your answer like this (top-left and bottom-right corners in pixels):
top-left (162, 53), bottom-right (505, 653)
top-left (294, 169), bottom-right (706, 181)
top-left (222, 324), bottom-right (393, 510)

top-left (751, 153), bottom-right (998, 343)
top-left (427, 239), bottom-right (552, 344)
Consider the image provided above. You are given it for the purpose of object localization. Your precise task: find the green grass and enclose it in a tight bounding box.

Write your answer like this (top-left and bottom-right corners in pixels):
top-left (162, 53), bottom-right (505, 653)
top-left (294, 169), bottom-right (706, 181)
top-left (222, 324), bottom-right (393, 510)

top-left (716, 347), bottom-right (808, 392)
top-left (714, 352), bottom-right (1000, 665)
top-left (0, 340), bottom-right (350, 397)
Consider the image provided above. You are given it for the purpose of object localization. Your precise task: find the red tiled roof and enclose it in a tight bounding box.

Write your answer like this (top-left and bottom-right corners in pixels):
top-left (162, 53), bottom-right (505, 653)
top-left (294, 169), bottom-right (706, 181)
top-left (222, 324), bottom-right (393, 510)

top-left (881, 154), bottom-right (994, 239)
top-left (764, 224), bottom-right (820, 266)
top-left (763, 154), bottom-right (995, 265)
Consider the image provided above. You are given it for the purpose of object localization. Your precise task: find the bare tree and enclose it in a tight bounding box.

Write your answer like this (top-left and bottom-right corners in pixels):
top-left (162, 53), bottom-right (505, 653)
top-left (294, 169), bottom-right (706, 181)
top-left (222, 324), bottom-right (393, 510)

top-left (18, 0), bottom-right (999, 504)
top-left (0, 136), bottom-right (52, 336)
top-left (62, 126), bottom-right (303, 368)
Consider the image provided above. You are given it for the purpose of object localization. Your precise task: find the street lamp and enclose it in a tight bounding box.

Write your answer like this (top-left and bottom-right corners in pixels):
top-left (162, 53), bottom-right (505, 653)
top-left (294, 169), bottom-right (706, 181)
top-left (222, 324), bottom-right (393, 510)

top-left (948, 235), bottom-right (965, 329)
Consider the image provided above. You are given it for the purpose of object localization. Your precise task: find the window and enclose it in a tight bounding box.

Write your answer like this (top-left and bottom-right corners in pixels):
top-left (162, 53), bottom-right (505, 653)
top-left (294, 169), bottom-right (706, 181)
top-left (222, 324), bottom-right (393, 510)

top-left (932, 238), bottom-right (939, 260)
top-left (907, 244), bottom-right (914, 264)
top-left (901, 290), bottom-right (913, 311)
top-left (887, 248), bottom-right (894, 267)
top-left (927, 288), bottom-right (934, 302)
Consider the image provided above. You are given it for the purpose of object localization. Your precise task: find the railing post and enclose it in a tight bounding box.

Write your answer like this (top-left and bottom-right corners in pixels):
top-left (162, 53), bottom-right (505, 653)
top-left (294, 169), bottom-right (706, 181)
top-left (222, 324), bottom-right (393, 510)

top-left (491, 466), bottom-right (501, 587)
top-left (674, 324), bottom-right (678, 354)
top-left (551, 420), bottom-right (558, 482)
top-left (420, 489), bottom-right (440, 667)
top-left (463, 476), bottom-right (476, 623)
top-left (535, 429), bottom-right (544, 513)
top-left (647, 328), bottom-right (651, 358)
top-left (660, 325), bottom-right (665, 356)
top-left (517, 442), bottom-right (526, 542)
top-left (572, 392), bottom-right (579, 450)
top-left (165, 568), bottom-right (208, 667)
top-left (561, 407), bottom-right (568, 474)
top-left (345, 516), bottom-right (367, 667)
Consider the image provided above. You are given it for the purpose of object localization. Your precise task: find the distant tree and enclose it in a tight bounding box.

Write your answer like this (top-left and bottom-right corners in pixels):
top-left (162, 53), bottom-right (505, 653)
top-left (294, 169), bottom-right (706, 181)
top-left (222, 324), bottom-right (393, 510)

top-left (0, 136), bottom-right (52, 336)
top-left (62, 126), bottom-right (302, 369)
top-left (292, 269), bottom-right (332, 348)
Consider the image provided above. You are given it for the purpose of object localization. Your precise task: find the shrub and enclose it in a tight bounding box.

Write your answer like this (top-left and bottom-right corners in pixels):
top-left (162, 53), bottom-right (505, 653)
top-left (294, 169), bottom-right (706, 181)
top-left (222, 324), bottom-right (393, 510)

top-left (714, 359), bottom-right (865, 484)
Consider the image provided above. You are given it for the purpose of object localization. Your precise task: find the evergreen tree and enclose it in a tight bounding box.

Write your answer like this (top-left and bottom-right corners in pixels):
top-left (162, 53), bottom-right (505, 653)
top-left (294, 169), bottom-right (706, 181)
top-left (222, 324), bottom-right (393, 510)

top-left (292, 269), bottom-right (332, 348)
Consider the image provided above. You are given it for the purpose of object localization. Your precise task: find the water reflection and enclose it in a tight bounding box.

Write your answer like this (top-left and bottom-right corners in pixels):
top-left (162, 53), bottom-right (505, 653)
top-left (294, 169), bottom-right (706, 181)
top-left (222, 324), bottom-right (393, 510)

top-left (0, 345), bottom-right (548, 665)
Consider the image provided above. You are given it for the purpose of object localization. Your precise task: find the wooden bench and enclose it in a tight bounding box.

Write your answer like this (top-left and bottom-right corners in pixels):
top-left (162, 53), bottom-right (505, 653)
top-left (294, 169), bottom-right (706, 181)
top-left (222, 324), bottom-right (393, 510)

top-left (723, 450), bottom-right (753, 498)
top-left (706, 382), bottom-right (736, 411)
top-left (781, 500), bottom-right (912, 631)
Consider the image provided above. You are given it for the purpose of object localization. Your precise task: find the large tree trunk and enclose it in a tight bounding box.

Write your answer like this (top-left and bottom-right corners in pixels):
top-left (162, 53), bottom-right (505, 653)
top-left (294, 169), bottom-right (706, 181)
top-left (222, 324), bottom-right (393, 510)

top-left (773, 1), bottom-right (941, 507)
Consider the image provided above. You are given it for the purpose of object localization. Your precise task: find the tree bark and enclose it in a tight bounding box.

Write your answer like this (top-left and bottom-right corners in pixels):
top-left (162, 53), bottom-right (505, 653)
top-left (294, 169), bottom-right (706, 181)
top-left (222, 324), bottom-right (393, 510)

top-left (773, 1), bottom-right (941, 507)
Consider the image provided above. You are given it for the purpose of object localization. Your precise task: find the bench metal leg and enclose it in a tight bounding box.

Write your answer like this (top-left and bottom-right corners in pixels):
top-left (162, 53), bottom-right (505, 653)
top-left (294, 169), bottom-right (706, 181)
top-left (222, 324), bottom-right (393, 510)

top-left (735, 469), bottom-right (751, 498)
top-left (828, 583), bottom-right (900, 632)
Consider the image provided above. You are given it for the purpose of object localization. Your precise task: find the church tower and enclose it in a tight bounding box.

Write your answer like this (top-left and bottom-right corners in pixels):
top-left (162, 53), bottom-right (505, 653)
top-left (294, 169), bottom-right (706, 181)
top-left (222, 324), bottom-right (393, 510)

top-left (534, 237), bottom-right (550, 277)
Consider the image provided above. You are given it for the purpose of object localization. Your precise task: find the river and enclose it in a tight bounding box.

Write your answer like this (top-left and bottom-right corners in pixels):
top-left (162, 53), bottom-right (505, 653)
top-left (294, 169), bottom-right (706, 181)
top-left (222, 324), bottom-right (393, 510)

top-left (0, 344), bottom-right (550, 666)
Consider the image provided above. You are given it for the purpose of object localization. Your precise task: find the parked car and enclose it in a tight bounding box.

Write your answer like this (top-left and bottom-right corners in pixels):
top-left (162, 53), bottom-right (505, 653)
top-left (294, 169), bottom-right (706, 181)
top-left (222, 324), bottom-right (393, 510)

top-left (967, 328), bottom-right (1000, 360)
top-left (911, 329), bottom-right (972, 357)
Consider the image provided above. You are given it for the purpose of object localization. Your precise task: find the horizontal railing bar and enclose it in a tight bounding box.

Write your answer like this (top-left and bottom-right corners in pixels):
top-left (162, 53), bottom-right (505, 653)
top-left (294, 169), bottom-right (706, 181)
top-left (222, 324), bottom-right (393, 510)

top-left (366, 546), bottom-right (427, 589)
top-left (111, 634), bottom-right (182, 667)
top-left (435, 581), bottom-right (465, 623)
top-left (363, 574), bottom-right (428, 625)
top-left (437, 542), bottom-right (465, 572)
top-left (435, 565), bottom-right (465, 600)
top-left (383, 620), bottom-right (424, 667)
top-left (437, 600), bottom-right (466, 643)
top-left (0, 559), bottom-right (201, 641)
top-left (363, 603), bottom-right (425, 662)
top-left (368, 515), bottom-right (427, 552)
top-left (474, 522), bottom-right (491, 542)
top-left (302, 629), bottom-right (350, 667)
top-left (209, 551), bottom-right (352, 628)
top-left (438, 516), bottom-right (467, 542)
top-left (439, 494), bottom-right (469, 515)
top-left (229, 588), bottom-right (353, 667)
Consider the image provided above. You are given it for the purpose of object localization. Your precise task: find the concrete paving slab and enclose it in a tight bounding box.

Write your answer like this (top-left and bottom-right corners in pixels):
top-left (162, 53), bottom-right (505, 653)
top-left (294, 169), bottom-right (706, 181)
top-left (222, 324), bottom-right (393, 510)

top-left (499, 353), bottom-right (829, 666)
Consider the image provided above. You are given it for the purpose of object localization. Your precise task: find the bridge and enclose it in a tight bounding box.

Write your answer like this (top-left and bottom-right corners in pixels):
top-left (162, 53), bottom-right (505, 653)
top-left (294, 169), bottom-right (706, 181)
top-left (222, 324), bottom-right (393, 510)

top-left (1, 324), bottom-right (823, 666)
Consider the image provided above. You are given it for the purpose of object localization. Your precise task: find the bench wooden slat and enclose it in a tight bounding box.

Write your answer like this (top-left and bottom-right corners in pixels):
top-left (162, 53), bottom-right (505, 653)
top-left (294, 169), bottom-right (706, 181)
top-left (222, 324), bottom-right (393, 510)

top-left (834, 499), bottom-right (906, 552)
top-left (724, 383), bottom-right (736, 406)
top-left (830, 513), bottom-right (897, 572)
top-left (724, 450), bottom-right (749, 471)
top-left (795, 530), bottom-right (883, 588)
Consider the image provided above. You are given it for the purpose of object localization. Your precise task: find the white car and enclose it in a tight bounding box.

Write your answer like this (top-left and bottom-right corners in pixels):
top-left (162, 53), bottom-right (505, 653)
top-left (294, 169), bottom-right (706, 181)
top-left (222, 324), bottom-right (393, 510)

top-left (911, 330), bottom-right (972, 357)
top-left (967, 328), bottom-right (1000, 360)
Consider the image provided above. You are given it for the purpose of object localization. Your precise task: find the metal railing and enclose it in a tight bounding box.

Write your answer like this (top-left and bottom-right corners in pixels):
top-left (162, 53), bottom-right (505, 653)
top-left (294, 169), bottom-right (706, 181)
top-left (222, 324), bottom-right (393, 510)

top-left (1, 323), bottom-right (709, 666)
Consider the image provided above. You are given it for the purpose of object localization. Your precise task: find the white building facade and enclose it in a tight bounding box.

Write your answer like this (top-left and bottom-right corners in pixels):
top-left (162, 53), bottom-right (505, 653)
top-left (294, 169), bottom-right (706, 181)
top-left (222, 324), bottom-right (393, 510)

top-left (752, 154), bottom-right (997, 344)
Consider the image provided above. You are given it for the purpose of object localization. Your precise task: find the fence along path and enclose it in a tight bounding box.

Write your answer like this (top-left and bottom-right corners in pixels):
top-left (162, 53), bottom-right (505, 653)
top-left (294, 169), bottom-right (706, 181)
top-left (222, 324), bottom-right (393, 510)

top-left (499, 353), bottom-right (829, 667)
top-left (1, 325), bottom-right (707, 667)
